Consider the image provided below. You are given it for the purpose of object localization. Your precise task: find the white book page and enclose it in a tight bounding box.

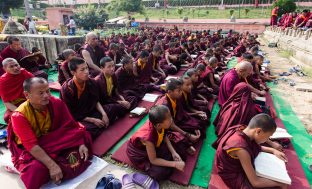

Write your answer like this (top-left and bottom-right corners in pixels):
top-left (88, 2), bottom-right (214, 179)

top-left (142, 93), bottom-right (159, 102)
top-left (130, 107), bottom-right (146, 115)
top-left (165, 76), bottom-right (178, 81)
top-left (270, 128), bottom-right (293, 139)
top-left (255, 152), bottom-right (291, 185)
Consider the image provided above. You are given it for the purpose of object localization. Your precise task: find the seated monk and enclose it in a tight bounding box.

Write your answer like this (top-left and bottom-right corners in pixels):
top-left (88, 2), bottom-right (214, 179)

top-left (115, 56), bottom-right (146, 100)
top-left (58, 49), bottom-right (75, 85)
top-left (31, 47), bottom-right (52, 70)
top-left (19, 52), bottom-right (48, 80)
top-left (161, 78), bottom-right (206, 138)
top-left (216, 114), bottom-right (288, 189)
top-left (134, 50), bottom-right (161, 92)
top-left (95, 57), bottom-right (137, 122)
top-left (0, 55), bottom-right (4, 76)
top-left (81, 32), bottom-right (105, 77)
top-left (0, 37), bottom-right (30, 62)
top-left (149, 45), bottom-right (166, 84)
top-left (180, 75), bottom-right (210, 121)
top-left (218, 61), bottom-right (265, 106)
top-left (8, 77), bottom-right (92, 189)
top-left (106, 43), bottom-right (122, 65)
top-left (0, 58), bottom-right (33, 123)
top-left (127, 105), bottom-right (199, 181)
top-left (61, 57), bottom-right (108, 139)
top-left (201, 57), bottom-right (220, 95)
top-left (232, 40), bottom-right (247, 57)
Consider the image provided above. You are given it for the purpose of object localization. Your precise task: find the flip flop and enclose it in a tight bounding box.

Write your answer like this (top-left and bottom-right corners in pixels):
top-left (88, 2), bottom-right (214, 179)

top-left (106, 178), bottom-right (122, 189)
top-left (96, 174), bottom-right (115, 189)
top-left (132, 173), bottom-right (159, 189)
top-left (121, 174), bottom-right (136, 189)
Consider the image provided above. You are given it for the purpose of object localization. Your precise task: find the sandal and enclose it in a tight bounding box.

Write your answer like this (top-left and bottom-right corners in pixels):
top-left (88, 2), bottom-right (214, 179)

top-left (132, 173), bottom-right (159, 189)
top-left (96, 174), bottom-right (115, 189)
top-left (122, 174), bottom-right (136, 189)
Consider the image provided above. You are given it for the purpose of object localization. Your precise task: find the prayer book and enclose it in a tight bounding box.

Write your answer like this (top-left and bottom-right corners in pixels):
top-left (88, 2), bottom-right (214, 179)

top-left (214, 74), bottom-right (220, 80)
top-left (191, 54), bottom-right (197, 59)
top-left (255, 152), bottom-right (291, 185)
top-left (130, 107), bottom-right (147, 116)
top-left (255, 96), bottom-right (266, 106)
top-left (270, 128), bottom-right (293, 139)
top-left (225, 57), bottom-right (232, 61)
top-left (142, 93), bottom-right (159, 102)
top-left (260, 70), bottom-right (265, 74)
top-left (165, 76), bottom-right (178, 81)
top-left (181, 64), bottom-right (190, 68)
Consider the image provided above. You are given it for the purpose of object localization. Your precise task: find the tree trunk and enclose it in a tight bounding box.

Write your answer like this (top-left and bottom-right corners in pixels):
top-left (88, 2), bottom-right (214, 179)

top-left (24, 0), bottom-right (31, 18)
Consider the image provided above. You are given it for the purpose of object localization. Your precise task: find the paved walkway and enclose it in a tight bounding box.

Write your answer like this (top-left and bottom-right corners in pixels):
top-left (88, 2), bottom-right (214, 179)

top-left (137, 18), bottom-right (269, 24)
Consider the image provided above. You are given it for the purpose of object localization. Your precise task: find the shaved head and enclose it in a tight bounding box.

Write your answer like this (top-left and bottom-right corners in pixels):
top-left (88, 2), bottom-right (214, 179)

top-left (86, 32), bottom-right (99, 47)
top-left (236, 61), bottom-right (253, 78)
top-left (86, 32), bottom-right (97, 41)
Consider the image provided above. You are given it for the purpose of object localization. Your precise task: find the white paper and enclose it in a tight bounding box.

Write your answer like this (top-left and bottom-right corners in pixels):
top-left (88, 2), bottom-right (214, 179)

top-left (191, 54), bottom-right (197, 59)
top-left (42, 156), bottom-right (108, 189)
top-left (165, 76), bottom-right (178, 81)
top-left (214, 74), bottom-right (220, 80)
top-left (0, 151), bottom-right (19, 174)
top-left (255, 152), bottom-right (291, 185)
top-left (255, 96), bottom-right (266, 102)
top-left (270, 128), bottom-right (293, 139)
top-left (130, 107), bottom-right (146, 115)
top-left (180, 64), bottom-right (190, 68)
top-left (142, 93), bottom-right (159, 102)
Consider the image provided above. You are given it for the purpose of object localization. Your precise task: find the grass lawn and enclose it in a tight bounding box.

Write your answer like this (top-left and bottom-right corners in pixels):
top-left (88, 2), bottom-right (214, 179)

top-left (110, 7), bottom-right (273, 20)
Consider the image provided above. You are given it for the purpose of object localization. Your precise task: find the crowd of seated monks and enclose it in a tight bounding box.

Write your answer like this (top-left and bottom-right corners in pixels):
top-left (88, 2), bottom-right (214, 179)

top-left (0, 27), bottom-right (288, 189)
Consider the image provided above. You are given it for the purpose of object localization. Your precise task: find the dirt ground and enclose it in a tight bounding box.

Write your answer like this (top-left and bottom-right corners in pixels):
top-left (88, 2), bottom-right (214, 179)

top-left (258, 36), bottom-right (312, 135)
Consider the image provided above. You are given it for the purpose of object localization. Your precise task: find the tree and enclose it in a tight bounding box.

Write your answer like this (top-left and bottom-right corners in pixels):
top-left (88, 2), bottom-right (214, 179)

top-left (0, 0), bottom-right (24, 17)
top-left (108, 0), bottom-right (145, 14)
top-left (273, 0), bottom-right (296, 17)
top-left (177, 7), bottom-right (184, 18)
top-left (73, 5), bottom-right (108, 30)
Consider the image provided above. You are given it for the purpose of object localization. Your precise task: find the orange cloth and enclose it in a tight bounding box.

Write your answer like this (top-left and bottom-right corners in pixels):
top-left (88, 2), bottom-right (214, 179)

top-left (226, 147), bottom-right (242, 159)
top-left (271, 7), bottom-right (278, 16)
top-left (138, 58), bottom-right (146, 70)
top-left (73, 78), bottom-right (85, 99)
top-left (156, 128), bottom-right (165, 147)
top-left (15, 100), bottom-right (51, 145)
top-left (105, 75), bottom-right (113, 97)
top-left (166, 94), bottom-right (177, 118)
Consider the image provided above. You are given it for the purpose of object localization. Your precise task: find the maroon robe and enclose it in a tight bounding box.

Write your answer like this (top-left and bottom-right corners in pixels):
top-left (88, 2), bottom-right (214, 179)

top-left (233, 45), bottom-right (246, 57)
top-left (8, 97), bottom-right (93, 189)
top-left (218, 69), bottom-right (243, 106)
top-left (106, 51), bottom-right (122, 64)
top-left (58, 60), bottom-right (73, 85)
top-left (136, 58), bottom-right (153, 84)
top-left (216, 125), bottom-right (261, 189)
top-left (61, 78), bottom-right (103, 139)
top-left (95, 73), bottom-right (137, 121)
top-left (214, 83), bottom-right (258, 139)
top-left (127, 121), bottom-right (188, 181)
top-left (0, 46), bottom-right (30, 62)
top-left (81, 44), bottom-right (105, 77)
top-left (115, 66), bottom-right (146, 100)
top-left (201, 66), bottom-right (219, 94)
top-left (149, 53), bottom-right (165, 83)
top-left (161, 95), bottom-right (207, 138)
top-left (181, 92), bottom-right (211, 119)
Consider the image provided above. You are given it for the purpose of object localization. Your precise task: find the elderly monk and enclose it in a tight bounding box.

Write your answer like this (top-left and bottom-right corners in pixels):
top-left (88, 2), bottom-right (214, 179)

top-left (81, 32), bottom-right (105, 77)
top-left (0, 37), bottom-right (30, 62)
top-left (218, 61), bottom-right (266, 107)
top-left (61, 57), bottom-right (108, 139)
top-left (8, 77), bottom-right (92, 189)
top-left (0, 58), bottom-right (33, 123)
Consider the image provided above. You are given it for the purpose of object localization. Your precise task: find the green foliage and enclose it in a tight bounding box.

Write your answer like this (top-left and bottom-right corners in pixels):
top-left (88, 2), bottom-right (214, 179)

top-left (108, 0), bottom-right (144, 14)
top-left (245, 9), bottom-right (250, 16)
top-left (0, 0), bottom-right (24, 16)
top-left (74, 5), bottom-right (108, 30)
top-left (230, 9), bottom-right (235, 16)
top-left (177, 7), bottom-right (183, 16)
top-left (273, 0), bottom-right (297, 16)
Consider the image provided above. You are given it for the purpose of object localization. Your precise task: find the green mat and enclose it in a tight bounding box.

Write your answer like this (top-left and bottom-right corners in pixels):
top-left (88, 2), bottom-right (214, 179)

top-left (268, 83), bottom-right (312, 185)
top-left (189, 104), bottom-right (219, 187)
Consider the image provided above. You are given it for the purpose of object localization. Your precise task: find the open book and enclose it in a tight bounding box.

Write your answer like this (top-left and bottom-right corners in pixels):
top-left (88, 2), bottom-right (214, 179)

top-left (255, 96), bottom-right (266, 106)
top-left (270, 128), bottom-right (293, 139)
top-left (255, 152), bottom-right (291, 185)
top-left (142, 93), bottom-right (159, 102)
top-left (130, 107), bottom-right (147, 116)
top-left (191, 54), bottom-right (197, 59)
top-left (165, 76), bottom-right (178, 81)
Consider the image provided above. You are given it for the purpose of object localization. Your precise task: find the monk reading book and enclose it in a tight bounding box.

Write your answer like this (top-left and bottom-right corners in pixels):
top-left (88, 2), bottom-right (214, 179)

top-left (216, 114), bottom-right (289, 189)
top-left (127, 105), bottom-right (198, 181)
top-left (8, 77), bottom-right (92, 189)
top-left (0, 58), bottom-right (33, 123)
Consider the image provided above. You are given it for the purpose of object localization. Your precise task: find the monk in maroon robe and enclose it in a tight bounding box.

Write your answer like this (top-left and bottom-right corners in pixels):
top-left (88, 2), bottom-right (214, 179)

top-left (233, 40), bottom-right (247, 57)
top-left (0, 37), bottom-right (30, 62)
top-left (81, 32), bottom-right (105, 77)
top-left (106, 43), bottom-right (122, 65)
top-left (216, 114), bottom-right (288, 189)
top-left (95, 57), bottom-right (137, 122)
top-left (0, 58), bottom-right (33, 123)
top-left (8, 77), bottom-right (92, 189)
top-left (61, 57), bottom-right (108, 139)
top-left (149, 45), bottom-right (166, 83)
top-left (58, 49), bottom-right (75, 85)
top-left (214, 83), bottom-right (259, 139)
top-left (218, 61), bottom-right (253, 106)
top-left (0, 56), bottom-right (5, 76)
top-left (115, 56), bottom-right (146, 100)
top-left (201, 57), bottom-right (219, 94)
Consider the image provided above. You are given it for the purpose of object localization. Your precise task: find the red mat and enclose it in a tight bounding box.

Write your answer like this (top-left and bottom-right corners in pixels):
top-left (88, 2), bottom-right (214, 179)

top-left (111, 99), bottom-right (215, 186)
top-left (49, 82), bottom-right (61, 91)
top-left (207, 92), bottom-right (310, 189)
top-left (92, 96), bottom-right (162, 156)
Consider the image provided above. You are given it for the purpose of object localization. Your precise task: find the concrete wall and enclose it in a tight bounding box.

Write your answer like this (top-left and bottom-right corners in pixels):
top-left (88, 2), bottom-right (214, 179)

top-left (139, 22), bottom-right (266, 34)
top-left (263, 27), bottom-right (312, 67)
top-left (46, 7), bottom-right (74, 30)
top-left (0, 34), bottom-right (84, 63)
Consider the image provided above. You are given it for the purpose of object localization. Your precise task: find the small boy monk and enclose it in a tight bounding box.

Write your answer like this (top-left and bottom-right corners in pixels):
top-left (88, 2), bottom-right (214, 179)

top-left (216, 113), bottom-right (288, 189)
top-left (58, 49), bottom-right (75, 85)
top-left (127, 105), bottom-right (197, 180)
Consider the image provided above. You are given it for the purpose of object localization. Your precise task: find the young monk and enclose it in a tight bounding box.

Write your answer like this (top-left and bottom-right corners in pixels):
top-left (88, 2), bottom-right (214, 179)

top-left (180, 75), bottom-right (210, 121)
top-left (95, 57), bottom-right (137, 121)
top-left (115, 56), bottom-right (146, 100)
top-left (149, 45), bottom-right (166, 83)
top-left (58, 49), bottom-right (75, 85)
top-left (161, 78), bottom-right (206, 138)
top-left (0, 58), bottom-right (33, 123)
top-left (216, 114), bottom-right (288, 189)
top-left (61, 57), bottom-right (108, 139)
top-left (127, 105), bottom-right (198, 180)
top-left (201, 57), bottom-right (220, 94)
top-left (8, 77), bottom-right (92, 189)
